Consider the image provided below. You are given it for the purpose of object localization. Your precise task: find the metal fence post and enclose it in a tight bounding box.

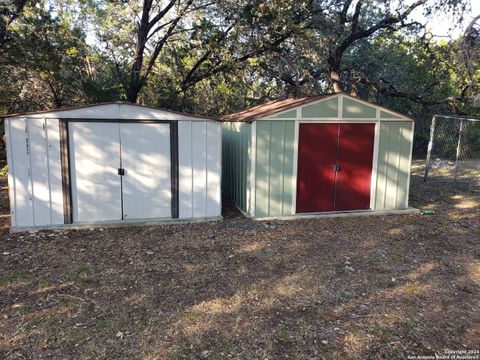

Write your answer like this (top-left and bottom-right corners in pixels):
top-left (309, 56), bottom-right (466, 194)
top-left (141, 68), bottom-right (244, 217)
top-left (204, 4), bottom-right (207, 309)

top-left (424, 116), bottom-right (436, 182)
top-left (454, 119), bottom-right (464, 181)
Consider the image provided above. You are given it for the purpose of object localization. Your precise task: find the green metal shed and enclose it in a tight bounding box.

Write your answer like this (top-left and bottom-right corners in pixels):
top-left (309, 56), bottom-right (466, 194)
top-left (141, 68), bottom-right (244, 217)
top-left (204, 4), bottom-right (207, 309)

top-left (221, 93), bottom-right (415, 218)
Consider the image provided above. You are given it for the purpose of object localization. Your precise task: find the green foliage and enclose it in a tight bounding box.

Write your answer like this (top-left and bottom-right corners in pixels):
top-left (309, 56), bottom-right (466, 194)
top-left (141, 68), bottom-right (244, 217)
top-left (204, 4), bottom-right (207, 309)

top-left (0, 1), bottom-right (123, 114)
top-left (341, 31), bottom-right (480, 153)
top-left (0, 269), bottom-right (28, 286)
top-left (0, 0), bottom-right (478, 157)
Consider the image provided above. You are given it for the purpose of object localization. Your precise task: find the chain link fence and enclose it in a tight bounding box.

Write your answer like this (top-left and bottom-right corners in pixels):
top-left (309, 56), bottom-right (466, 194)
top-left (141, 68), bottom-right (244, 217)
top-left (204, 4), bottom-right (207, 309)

top-left (424, 115), bottom-right (480, 187)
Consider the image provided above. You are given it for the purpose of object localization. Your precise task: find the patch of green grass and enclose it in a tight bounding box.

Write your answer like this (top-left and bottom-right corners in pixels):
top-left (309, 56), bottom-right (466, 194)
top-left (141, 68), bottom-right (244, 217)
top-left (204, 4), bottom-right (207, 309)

top-left (93, 316), bottom-right (144, 338)
top-left (0, 165), bottom-right (8, 177)
top-left (164, 282), bottom-right (178, 294)
top-left (387, 314), bottom-right (404, 322)
top-left (390, 250), bottom-right (407, 262)
top-left (0, 270), bottom-right (28, 286)
top-left (189, 249), bottom-right (202, 258)
top-left (70, 264), bottom-right (91, 291)
top-left (212, 341), bottom-right (232, 358)
top-left (365, 324), bottom-right (378, 334)
top-left (10, 305), bottom-right (29, 317)
top-left (35, 279), bottom-right (53, 290)
top-left (366, 324), bottom-right (397, 340)
top-left (65, 328), bottom-right (88, 346)
top-left (402, 321), bottom-right (414, 334)
top-left (332, 353), bottom-right (343, 360)
top-left (376, 275), bottom-right (391, 286)
top-left (276, 326), bottom-right (290, 341)
top-left (297, 323), bottom-right (313, 338)
top-left (76, 279), bottom-right (91, 291)
top-left (181, 309), bottom-right (205, 322)
top-left (402, 283), bottom-right (422, 295)
top-left (258, 290), bottom-right (271, 301)
top-left (381, 328), bottom-right (396, 340)
top-left (74, 264), bottom-right (90, 276)
top-left (397, 318), bottom-right (414, 334)
top-left (40, 317), bottom-right (56, 333)
top-left (94, 318), bottom-right (124, 335)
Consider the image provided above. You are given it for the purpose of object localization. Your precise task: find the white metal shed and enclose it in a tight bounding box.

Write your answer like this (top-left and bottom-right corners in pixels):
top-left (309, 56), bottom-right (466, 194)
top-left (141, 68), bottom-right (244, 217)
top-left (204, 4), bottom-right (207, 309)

top-left (4, 103), bottom-right (222, 230)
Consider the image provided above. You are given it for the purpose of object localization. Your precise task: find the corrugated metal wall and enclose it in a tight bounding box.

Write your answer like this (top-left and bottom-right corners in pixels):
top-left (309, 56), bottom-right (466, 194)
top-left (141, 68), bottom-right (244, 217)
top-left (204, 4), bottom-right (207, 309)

top-left (254, 120), bottom-right (295, 217)
top-left (7, 116), bottom-right (221, 229)
top-left (222, 95), bottom-right (414, 218)
top-left (5, 118), bottom-right (64, 227)
top-left (178, 121), bottom-right (222, 218)
top-left (374, 121), bottom-right (413, 210)
top-left (250, 120), bottom-right (414, 216)
top-left (222, 122), bottom-right (250, 213)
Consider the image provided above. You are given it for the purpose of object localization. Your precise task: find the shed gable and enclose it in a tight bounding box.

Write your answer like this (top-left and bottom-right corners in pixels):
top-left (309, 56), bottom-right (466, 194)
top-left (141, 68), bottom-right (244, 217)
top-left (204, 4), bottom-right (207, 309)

top-left (301, 97), bottom-right (338, 118)
top-left (270, 109), bottom-right (297, 119)
top-left (342, 97), bottom-right (377, 118)
top-left (259, 94), bottom-right (411, 121)
top-left (380, 110), bottom-right (402, 119)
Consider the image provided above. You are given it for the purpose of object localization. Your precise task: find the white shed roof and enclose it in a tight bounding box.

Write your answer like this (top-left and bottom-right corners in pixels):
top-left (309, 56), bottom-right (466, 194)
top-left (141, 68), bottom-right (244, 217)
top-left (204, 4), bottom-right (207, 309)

top-left (3, 102), bottom-right (213, 121)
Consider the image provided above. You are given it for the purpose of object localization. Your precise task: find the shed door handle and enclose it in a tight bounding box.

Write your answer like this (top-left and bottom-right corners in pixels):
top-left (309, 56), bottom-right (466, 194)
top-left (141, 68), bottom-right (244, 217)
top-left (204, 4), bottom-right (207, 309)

top-left (333, 164), bottom-right (341, 172)
top-left (118, 168), bottom-right (125, 176)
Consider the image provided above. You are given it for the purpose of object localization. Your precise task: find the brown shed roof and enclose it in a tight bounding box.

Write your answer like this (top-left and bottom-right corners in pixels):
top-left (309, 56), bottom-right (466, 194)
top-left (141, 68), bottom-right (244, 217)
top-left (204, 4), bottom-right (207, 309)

top-left (220, 95), bottom-right (331, 122)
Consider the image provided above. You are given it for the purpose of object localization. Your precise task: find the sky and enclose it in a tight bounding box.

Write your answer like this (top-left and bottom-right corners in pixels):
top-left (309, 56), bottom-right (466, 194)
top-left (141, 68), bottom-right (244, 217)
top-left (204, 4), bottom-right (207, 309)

top-left (83, 0), bottom-right (480, 46)
top-left (412, 1), bottom-right (480, 38)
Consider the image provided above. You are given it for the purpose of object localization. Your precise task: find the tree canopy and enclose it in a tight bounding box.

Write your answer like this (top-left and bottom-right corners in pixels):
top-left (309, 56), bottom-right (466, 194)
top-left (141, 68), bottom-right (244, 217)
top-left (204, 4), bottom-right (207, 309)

top-left (0, 0), bottom-right (478, 153)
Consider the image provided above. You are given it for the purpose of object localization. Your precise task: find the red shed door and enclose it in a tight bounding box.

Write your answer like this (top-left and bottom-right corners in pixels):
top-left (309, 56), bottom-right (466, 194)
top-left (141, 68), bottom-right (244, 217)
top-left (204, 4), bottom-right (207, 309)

top-left (296, 124), bottom-right (338, 213)
top-left (334, 124), bottom-right (375, 211)
top-left (296, 123), bottom-right (375, 213)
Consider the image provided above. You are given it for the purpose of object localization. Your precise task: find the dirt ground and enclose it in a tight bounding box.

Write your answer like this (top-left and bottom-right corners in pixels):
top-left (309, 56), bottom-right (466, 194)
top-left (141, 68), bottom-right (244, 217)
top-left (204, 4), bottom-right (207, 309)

top-left (0, 161), bottom-right (479, 359)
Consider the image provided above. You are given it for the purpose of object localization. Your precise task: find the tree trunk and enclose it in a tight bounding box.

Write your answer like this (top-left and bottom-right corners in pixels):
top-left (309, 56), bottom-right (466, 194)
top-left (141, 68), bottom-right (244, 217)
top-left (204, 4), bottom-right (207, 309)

top-left (330, 69), bottom-right (343, 93)
top-left (328, 51), bottom-right (344, 93)
top-left (350, 80), bottom-right (358, 97)
top-left (126, 12), bottom-right (149, 103)
top-left (126, 82), bottom-right (141, 103)
top-left (126, 53), bottom-right (144, 103)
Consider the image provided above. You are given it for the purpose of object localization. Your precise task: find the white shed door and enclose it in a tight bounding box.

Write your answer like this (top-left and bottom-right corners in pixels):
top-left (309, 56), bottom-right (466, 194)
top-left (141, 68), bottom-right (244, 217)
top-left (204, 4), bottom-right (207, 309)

top-left (69, 122), bottom-right (122, 222)
top-left (120, 123), bottom-right (171, 220)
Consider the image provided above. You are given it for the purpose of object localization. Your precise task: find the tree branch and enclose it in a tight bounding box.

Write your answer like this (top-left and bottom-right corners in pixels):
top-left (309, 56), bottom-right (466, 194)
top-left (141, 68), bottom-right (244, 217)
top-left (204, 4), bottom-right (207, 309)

top-left (141, 0), bottom-right (194, 84)
top-left (360, 74), bottom-right (468, 108)
top-left (349, 0), bottom-right (364, 32)
top-left (181, 22), bottom-right (237, 90)
top-left (147, 0), bottom-right (177, 33)
top-left (0, 0), bottom-right (28, 47)
top-left (338, 0), bottom-right (428, 55)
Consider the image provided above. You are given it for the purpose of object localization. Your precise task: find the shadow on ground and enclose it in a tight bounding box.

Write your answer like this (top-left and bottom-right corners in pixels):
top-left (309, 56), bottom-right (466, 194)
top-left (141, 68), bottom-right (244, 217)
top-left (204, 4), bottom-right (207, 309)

top-left (0, 162), bottom-right (479, 359)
